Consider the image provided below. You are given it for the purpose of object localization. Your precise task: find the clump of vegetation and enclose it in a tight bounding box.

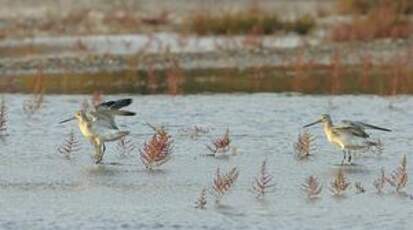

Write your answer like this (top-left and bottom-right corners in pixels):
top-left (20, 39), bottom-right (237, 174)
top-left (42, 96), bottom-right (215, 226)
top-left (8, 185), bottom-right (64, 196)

top-left (116, 136), bottom-right (135, 158)
top-left (301, 175), bottom-right (323, 199)
top-left (179, 125), bottom-right (211, 140)
top-left (207, 129), bottom-right (231, 156)
top-left (331, 2), bottom-right (413, 41)
top-left (195, 188), bottom-right (208, 209)
top-left (251, 160), bottom-right (275, 199)
top-left (294, 130), bottom-right (316, 160)
top-left (186, 8), bottom-right (315, 35)
top-left (23, 74), bottom-right (45, 115)
top-left (373, 168), bottom-right (388, 193)
top-left (139, 126), bottom-right (173, 170)
top-left (329, 168), bottom-right (351, 196)
top-left (0, 98), bottom-right (7, 136)
top-left (387, 154), bottom-right (408, 192)
top-left (212, 167), bottom-right (239, 204)
top-left (337, 0), bottom-right (413, 15)
top-left (354, 182), bottom-right (366, 193)
top-left (165, 59), bottom-right (184, 95)
top-left (57, 130), bottom-right (81, 159)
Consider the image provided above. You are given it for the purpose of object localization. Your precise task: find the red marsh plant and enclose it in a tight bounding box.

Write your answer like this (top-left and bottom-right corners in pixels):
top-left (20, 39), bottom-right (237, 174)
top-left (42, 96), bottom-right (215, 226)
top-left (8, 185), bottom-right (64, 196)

top-left (360, 53), bottom-right (373, 92)
top-left (301, 175), bottom-right (323, 199)
top-left (57, 130), bottom-right (81, 159)
top-left (331, 4), bottom-right (413, 41)
top-left (329, 50), bottom-right (343, 94)
top-left (294, 130), bottom-right (316, 160)
top-left (0, 98), bottom-right (7, 136)
top-left (252, 160), bottom-right (275, 199)
top-left (116, 136), bottom-right (135, 158)
top-left (207, 129), bottom-right (231, 156)
top-left (329, 168), bottom-right (351, 196)
top-left (146, 63), bottom-right (159, 94)
top-left (91, 91), bottom-right (103, 107)
top-left (140, 126), bottom-right (173, 170)
top-left (387, 154), bottom-right (408, 192)
top-left (212, 167), bottom-right (239, 204)
top-left (165, 58), bottom-right (184, 95)
top-left (195, 188), bottom-right (208, 209)
top-left (373, 167), bottom-right (388, 193)
top-left (23, 73), bottom-right (46, 115)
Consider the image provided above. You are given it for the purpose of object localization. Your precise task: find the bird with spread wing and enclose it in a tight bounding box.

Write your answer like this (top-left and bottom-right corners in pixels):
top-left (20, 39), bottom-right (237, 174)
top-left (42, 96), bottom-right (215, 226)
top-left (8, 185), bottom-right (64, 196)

top-left (60, 98), bottom-right (136, 163)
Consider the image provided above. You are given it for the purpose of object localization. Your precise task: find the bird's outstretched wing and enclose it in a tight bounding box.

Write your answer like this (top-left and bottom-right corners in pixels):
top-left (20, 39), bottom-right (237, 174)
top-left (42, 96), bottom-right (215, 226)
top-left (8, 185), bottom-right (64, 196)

top-left (96, 98), bottom-right (136, 116)
top-left (340, 120), bottom-right (391, 132)
top-left (86, 98), bottom-right (136, 130)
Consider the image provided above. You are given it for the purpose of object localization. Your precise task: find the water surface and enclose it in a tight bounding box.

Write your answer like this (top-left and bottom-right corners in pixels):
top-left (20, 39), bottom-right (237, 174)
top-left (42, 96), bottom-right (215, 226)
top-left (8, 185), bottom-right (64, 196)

top-left (0, 94), bottom-right (411, 229)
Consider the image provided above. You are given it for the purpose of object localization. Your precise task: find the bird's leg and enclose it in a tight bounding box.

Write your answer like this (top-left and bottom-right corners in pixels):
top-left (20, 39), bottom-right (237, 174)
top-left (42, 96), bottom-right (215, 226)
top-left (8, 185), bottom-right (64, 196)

top-left (347, 151), bottom-right (352, 164)
top-left (341, 150), bottom-right (347, 165)
top-left (94, 139), bottom-right (104, 164)
top-left (102, 143), bottom-right (106, 154)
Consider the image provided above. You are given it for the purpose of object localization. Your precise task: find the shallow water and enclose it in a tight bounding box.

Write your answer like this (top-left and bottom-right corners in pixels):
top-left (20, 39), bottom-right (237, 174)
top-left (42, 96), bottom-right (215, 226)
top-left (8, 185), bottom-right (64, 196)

top-left (0, 94), bottom-right (412, 229)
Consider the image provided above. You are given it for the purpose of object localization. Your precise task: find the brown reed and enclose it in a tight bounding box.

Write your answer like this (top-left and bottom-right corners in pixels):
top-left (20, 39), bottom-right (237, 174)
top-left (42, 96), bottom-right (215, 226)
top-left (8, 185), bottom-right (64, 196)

top-left (301, 175), bottom-right (323, 199)
top-left (329, 168), bottom-right (351, 196)
top-left (212, 167), bottom-right (239, 204)
top-left (57, 130), bottom-right (81, 159)
top-left (294, 130), bottom-right (316, 160)
top-left (252, 160), bottom-right (275, 199)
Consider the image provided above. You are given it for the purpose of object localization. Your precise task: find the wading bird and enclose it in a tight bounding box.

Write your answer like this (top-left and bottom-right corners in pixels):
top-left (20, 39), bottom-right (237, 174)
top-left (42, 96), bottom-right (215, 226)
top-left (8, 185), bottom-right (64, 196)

top-left (303, 114), bottom-right (391, 165)
top-left (59, 98), bottom-right (136, 163)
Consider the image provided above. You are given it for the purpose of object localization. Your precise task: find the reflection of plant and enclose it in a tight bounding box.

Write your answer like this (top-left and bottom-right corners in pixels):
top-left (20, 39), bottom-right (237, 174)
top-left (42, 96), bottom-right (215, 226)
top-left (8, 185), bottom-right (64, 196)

top-left (366, 138), bottom-right (384, 155)
top-left (329, 168), bottom-right (351, 196)
top-left (387, 154), bottom-right (408, 192)
top-left (57, 130), bottom-right (81, 159)
top-left (116, 136), bottom-right (135, 157)
top-left (207, 129), bottom-right (231, 155)
top-left (195, 188), bottom-right (207, 209)
top-left (140, 126), bottom-right (173, 170)
top-left (294, 130), bottom-right (316, 160)
top-left (212, 167), bottom-right (239, 204)
top-left (0, 98), bottom-right (7, 136)
top-left (252, 160), bottom-right (275, 199)
top-left (354, 182), bottom-right (366, 193)
top-left (301, 175), bottom-right (322, 199)
top-left (180, 125), bottom-right (210, 140)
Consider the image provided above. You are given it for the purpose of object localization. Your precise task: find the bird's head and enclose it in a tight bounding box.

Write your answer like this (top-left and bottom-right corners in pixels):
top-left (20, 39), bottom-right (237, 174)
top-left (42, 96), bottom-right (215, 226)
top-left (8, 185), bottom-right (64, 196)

top-left (303, 114), bottom-right (332, 128)
top-left (59, 111), bottom-right (84, 124)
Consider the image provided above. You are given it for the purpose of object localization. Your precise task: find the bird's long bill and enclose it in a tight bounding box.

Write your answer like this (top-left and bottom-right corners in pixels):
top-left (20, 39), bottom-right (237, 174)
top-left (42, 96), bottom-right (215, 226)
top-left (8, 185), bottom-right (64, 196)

top-left (59, 116), bottom-right (76, 124)
top-left (303, 119), bottom-right (322, 128)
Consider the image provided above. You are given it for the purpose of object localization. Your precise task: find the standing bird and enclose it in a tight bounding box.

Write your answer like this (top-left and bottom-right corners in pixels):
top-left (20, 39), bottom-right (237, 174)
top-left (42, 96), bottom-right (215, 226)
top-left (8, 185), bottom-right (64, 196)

top-left (303, 114), bottom-right (391, 165)
top-left (59, 98), bottom-right (136, 163)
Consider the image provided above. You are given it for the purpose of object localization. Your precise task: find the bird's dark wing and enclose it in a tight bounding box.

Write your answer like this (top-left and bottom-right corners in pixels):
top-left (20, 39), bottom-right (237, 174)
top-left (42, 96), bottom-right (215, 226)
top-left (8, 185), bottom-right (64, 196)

top-left (96, 98), bottom-right (136, 116)
top-left (97, 98), bottom-right (133, 110)
top-left (341, 120), bottom-right (391, 132)
top-left (333, 126), bottom-right (370, 138)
